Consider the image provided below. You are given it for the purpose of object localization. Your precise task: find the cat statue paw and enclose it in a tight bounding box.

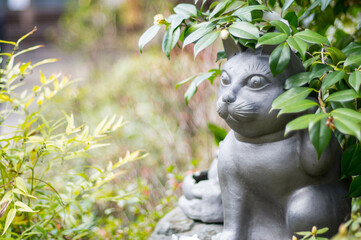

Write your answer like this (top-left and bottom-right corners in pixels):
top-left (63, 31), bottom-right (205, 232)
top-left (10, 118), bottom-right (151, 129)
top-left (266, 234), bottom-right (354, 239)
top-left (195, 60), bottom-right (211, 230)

top-left (179, 155), bottom-right (223, 223)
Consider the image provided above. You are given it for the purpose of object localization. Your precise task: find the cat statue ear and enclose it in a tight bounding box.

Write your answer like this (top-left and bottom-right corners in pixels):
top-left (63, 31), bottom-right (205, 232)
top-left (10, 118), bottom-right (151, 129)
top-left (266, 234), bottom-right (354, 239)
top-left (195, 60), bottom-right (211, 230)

top-left (222, 38), bottom-right (245, 59)
top-left (222, 38), bottom-right (276, 59)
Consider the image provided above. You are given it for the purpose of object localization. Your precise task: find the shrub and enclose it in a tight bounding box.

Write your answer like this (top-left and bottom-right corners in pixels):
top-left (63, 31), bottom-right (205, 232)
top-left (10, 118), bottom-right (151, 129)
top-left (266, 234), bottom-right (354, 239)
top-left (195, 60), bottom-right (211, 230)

top-left (0, 28), bottom-right (146, 239)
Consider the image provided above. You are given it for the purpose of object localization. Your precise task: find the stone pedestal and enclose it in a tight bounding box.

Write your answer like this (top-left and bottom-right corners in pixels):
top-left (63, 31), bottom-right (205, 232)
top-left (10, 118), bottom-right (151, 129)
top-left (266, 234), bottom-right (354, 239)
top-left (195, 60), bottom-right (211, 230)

top-left (150, 207), bottom-right (222, 240)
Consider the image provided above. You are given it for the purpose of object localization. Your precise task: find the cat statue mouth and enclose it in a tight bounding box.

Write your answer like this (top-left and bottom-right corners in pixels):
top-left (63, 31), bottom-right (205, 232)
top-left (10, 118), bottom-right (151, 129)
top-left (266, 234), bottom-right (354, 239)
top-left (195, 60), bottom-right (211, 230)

top-left (216, 101), bottom-right (259, 122)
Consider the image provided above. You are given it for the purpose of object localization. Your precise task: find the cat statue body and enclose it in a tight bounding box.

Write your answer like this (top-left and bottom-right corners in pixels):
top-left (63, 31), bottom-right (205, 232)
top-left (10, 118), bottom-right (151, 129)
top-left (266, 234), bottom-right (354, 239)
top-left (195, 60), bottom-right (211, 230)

top-left (179, 45), bottom-right (350, 240)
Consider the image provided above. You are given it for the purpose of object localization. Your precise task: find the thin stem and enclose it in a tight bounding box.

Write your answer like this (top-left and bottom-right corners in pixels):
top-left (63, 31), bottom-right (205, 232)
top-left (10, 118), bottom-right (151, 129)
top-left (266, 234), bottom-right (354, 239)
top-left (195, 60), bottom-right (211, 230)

top-left (0, 179), bottom-right (14, 189)
top-left (321, 48), bottom-right (325, 64)
top-left (23, 177), bottom-right (65, 207)
top-left (356, 98), bottom-right (358, 111)
top-left (318, 89), bottom-right (327, 114)
top-left (317, 48), bottom-right (327, 114)
top-left (0, 166), bottom-right (6, 191)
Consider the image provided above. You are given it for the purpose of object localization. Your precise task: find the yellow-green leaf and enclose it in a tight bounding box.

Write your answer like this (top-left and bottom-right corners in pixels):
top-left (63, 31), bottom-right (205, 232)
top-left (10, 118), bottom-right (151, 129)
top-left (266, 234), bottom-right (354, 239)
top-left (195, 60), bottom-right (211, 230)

top-left (15, 177), bottom-right (28, 194)
top-left (2, 208), bottom-right (16, 235)
top-left (14, 201), bottom-right (36, 213)
top-left (39, 70), bottom-right (46, 84)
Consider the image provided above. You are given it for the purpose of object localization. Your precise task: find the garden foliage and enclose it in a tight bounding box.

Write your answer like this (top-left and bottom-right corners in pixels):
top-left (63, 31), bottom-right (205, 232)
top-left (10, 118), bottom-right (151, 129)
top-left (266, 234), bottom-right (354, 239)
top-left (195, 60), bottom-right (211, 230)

top-left (139, 0), bottom-right (361, 238)
top-left (0, 28), bottom-right (146, 239)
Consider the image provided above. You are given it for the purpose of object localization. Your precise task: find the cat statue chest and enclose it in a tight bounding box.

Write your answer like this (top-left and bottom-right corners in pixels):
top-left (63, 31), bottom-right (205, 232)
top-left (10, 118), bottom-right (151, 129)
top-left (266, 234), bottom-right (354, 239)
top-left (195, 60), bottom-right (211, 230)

top-left (219, 131), bottom-right (301, 199)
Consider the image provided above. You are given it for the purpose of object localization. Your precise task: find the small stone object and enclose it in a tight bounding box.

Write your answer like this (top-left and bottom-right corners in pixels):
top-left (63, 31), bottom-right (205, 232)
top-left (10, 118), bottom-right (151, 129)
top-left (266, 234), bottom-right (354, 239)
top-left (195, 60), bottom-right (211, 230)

top-left (150, 207), bottom-right (222, 240)
top-left (179, 157), bottom-right (223, 223)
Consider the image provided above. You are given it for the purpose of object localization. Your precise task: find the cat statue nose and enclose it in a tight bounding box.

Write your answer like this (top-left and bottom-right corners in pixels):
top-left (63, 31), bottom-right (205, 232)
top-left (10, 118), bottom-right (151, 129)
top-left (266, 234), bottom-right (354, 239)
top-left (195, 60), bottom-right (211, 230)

top-left (222, 92), bottom-right (236, 103)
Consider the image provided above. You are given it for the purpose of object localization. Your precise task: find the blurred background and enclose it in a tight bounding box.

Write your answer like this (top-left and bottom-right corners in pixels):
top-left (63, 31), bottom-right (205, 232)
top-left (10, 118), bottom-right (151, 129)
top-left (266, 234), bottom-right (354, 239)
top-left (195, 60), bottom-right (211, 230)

top-left (0, 0), bottom-right (225, 238)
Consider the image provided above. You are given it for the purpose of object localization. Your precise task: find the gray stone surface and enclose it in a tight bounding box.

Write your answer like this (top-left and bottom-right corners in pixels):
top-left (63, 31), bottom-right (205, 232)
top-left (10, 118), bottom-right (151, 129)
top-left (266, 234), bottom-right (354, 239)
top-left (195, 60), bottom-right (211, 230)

top-left (150, 207), bottom-right (222, 240)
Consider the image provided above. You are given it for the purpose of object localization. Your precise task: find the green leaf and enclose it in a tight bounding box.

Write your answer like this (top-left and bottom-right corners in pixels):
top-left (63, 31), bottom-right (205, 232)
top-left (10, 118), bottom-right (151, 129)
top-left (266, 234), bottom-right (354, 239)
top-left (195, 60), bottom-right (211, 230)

top-left (13, 45), bottom-right (44, 57)
top-left (320, 0), bottom-right (331, 10)
top-left (0, 192), bottom-right (13, 206)
top-left (174, 3), bottom-right (197, 17)
top-left (172, 28), bottom-right (181, 49)
top-left (270, 20), bottom-right (291, 35)
top-left (282, 0), bottom-right (295, 13)
top-left (2, 208), bottom-right (16, 235)
top-left (287, 35), bottom-right (307, 60)
top-left (248, 0), bottom-right (263, 20)
top-left (309, 118), bottom-right (332, 159)
top-left (175, 75), bottom-right (197, 89)
top-left (284, 72), bottom-right (311, 89)
top-left (228, 22), bottom-right (259, 40)
top-left (183, 24), bottom-right (216, 48)
top-left (272, 87), bottom-right (314, 110)
top-left (294, 29), bottom-right (330, 45)
top-left (334, 117), bottom-right (361, 141)
top-left (299, 0), bottom-right (321, 21)
top-left (344, 55), bottom-right (361, 68)
top-left (184, 72), bottom-right (214, 105)
top-left (326, 89), bottom-right (360, 102)
top-left (170, 14), bottom-right (187, 30)
top-left (32, 58), bottom-right (58, 69)
top-left (14, 201), bottom-right (36, 212)
top-left (223, 1), bottom-right (245, 15)
top-left (332, 108), bottom-right (361, 124)
top-left (349, 71), bottom-right (361, 93)
top-left (316, 227), bottom-right (329, 234)
top-left (194, 31), bottom-right (220, 59)
top-left (138, 25), bottom-right (161, 53)
top-left (0, 40), bottom-right (16, 46)
top-left (207, 123), bottom-right (227, 146)
top-left (321, 70), bottom-right (346, 92)
top-left (207, 68), bottom-right (221, 84)
top-left (269, 43), bottom-right (291, 76)
top-left (209, 1), bottom-right (227, 19)
top-left (341, 144), bottom-right (361, 178)
top-left (162, 27), bottom-right (180, 59)
top-left (15, 177), bottom-right (28, 194)
top-left (310, 64), bottom-right (333, 79)
top-left (257, 32), bottom-right (288, 46)
top-left (12, 189), bottom-right (36, 199)
top-left (232, 5), bottom-right (270, 18)
top-left (348, 175), bottom-right (361, 198)
top-left (216, 51), bottom-right (227, 62)
top-left (284, 12), bottom-right (298, 31)
top-left (162, 29), bottom-right (171, 59)
top-left (303, 56), bottom-right (319, 69)
top-left (285, 113), bottom-right (327, 135)
top-left (279, 99), bottom-right (318, 116)
top-left (16, 26), bottom-right (37, 46)
top-left (327, 47), bottom-right (346, 65)
top-left (342, 42), bottom-right (361, 56)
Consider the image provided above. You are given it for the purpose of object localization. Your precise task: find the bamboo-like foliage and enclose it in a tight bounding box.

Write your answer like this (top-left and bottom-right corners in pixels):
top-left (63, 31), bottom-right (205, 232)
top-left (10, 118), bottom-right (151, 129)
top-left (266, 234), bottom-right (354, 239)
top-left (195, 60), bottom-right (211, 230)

top-left (0, 28), bottom-right (147, 239)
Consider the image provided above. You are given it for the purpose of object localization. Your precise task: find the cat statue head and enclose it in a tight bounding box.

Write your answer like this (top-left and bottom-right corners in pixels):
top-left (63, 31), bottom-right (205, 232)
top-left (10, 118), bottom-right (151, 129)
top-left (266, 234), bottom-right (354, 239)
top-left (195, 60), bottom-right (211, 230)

top-left (216, 44), bottom-right (304, 140)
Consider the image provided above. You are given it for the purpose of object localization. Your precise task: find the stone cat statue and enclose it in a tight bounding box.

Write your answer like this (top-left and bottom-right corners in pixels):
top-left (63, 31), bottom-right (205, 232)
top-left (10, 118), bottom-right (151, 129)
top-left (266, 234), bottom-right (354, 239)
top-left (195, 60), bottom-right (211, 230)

top-left (179, 43), bottom-right (350, 240)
